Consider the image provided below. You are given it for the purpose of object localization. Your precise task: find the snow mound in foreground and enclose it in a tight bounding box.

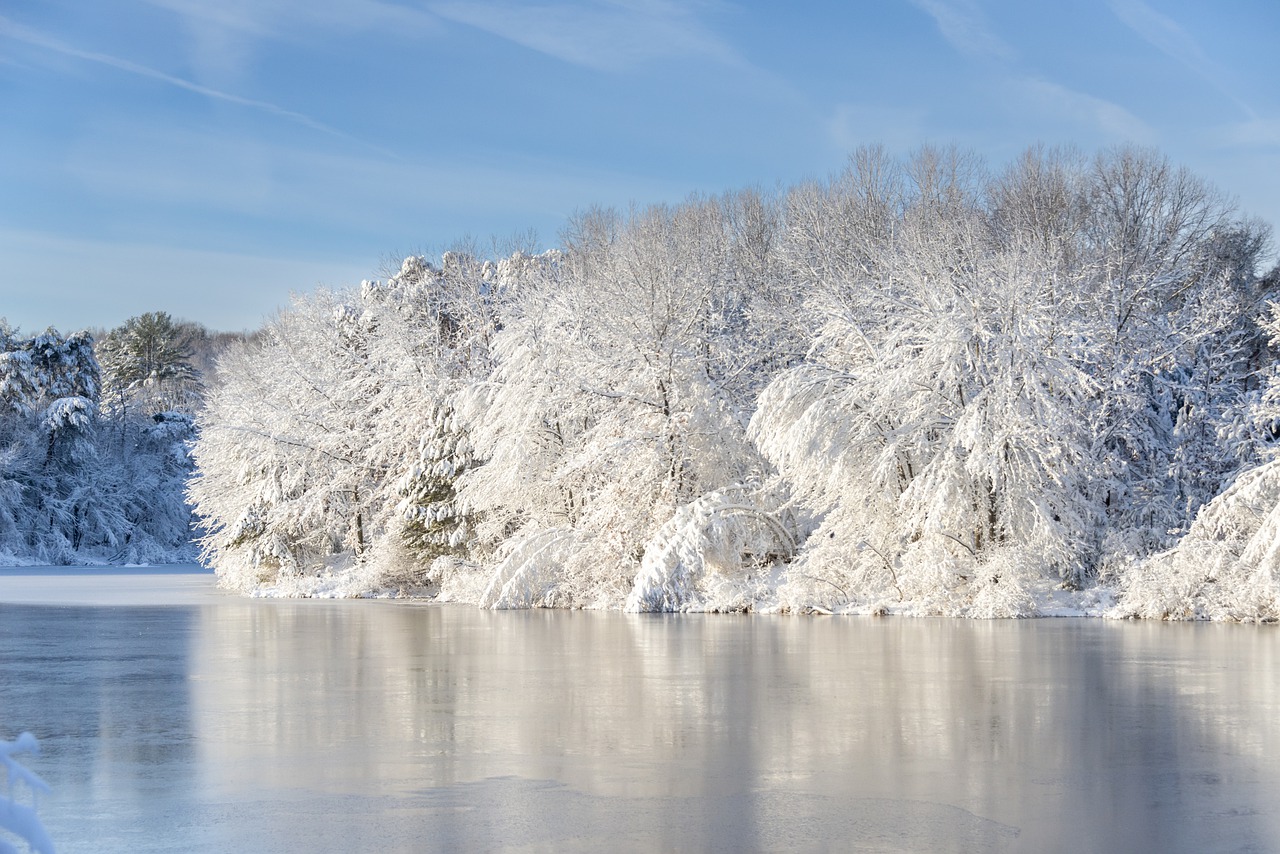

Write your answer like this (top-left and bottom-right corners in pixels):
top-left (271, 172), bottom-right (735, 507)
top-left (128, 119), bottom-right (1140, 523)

top-left (1, 731), bottom-right (55, 854)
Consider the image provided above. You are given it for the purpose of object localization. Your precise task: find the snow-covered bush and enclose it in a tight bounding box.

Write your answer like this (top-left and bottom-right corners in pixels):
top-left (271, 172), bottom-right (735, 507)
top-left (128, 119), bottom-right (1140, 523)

top-left (477, 527), bottom-right (583, 609)
top-left (1117, 458), bottom-right (1280, 620)
top-left (625, 489), bottom-right (793, 613)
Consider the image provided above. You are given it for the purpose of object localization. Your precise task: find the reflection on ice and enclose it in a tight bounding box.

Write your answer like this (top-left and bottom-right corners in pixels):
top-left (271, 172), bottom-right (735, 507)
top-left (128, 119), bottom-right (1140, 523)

top-left (188, 605), bottom-right (1280, 853)
top-left (1, 590), bottom-right (1278, 852)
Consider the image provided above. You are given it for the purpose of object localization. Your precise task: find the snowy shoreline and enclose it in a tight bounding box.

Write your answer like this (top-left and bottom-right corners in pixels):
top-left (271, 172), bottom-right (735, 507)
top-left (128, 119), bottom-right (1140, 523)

top-left (4, 564), bottom-right (1276, 623)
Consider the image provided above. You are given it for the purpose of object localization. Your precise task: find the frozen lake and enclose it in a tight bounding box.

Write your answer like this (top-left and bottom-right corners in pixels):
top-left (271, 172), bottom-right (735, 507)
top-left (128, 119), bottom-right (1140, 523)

top-left (1, 568), bottom-right (1279, 853)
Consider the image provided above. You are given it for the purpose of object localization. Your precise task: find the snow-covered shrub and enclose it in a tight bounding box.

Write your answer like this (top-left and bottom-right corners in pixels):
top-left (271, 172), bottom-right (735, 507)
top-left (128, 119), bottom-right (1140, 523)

top-left (1118, 454), bottom-right (1280, 621)
top-left (477, 527), bottom-right (582, 609)
top-left (625, 490), bottom-right (793, 613)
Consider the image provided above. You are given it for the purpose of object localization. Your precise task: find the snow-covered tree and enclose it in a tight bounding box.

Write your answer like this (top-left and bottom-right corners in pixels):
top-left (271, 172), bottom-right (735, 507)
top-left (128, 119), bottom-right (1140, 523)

top-left (0, 322), bottom-right (195, 564)
top-left (179, 143), bottom-right (1275, 616)
top-left (97, 312), bottom-right (201, 418)
top-left (360, 253), bottom-right (499, 578)
top-left (190, 253), bottom-right (502, 593)
top-left (457, 201), bottom-right (784, 608)
top-left (114, 412), bottom-right (200, 563)
top-left (1118, 299), bottom-right (1280, 621)
top-left (0, 328), bottom-right (109, 562)
top-left (0, 350), bottom-right (40, 417)
top-left (1071, 148), bottom-right (1264, 561)
top-left (757, 191), bottom-right (1096, 613)
top-left (752, 145), bottom-right (1271, 615)
top-left (189, 293), bottom-right (383, 588)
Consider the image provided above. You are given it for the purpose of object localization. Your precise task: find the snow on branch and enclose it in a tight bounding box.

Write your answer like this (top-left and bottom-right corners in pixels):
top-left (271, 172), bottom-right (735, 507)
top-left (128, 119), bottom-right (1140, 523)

top-left (626, 490), bottom-right (794, 613)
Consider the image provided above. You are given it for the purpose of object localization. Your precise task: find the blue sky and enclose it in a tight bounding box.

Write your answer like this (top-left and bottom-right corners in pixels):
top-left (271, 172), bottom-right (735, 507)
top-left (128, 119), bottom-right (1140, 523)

top-left (2, 0), bottom-right (1277, 333)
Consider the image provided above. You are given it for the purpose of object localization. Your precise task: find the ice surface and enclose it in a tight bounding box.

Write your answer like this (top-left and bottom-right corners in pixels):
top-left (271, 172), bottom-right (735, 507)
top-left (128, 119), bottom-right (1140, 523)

top-left (0, 565), bottom-right (220, 607)
top-left (2, 580), bottom-right (1279, 853)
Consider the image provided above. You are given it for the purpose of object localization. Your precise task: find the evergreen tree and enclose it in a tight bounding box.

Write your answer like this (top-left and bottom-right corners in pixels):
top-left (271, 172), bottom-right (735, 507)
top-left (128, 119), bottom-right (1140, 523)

top-left (0, 320), bottom-right (197, 565)
top-left (97, 311), bottom-right (200, 417)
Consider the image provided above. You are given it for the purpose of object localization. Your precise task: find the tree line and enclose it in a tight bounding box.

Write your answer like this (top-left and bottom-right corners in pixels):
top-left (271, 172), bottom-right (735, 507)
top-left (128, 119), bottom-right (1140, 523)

top-left (8, 144), bottom-right (1275, 618)
top-left (187, 144), bottom-right (1280, 619)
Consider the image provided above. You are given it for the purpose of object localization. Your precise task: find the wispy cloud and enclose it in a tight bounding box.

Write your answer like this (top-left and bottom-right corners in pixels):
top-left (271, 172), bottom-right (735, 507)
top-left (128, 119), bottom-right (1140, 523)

top-left (141, 0), bottom-right (440, 84)
top-left (902, 1), bottom-right (1155, 146)
top-left (1108, 0), bottom-right (1257, 120)
top-left (906, 0), bottom-right (1014, 62)
top-left (0, 16), bottom-right (389, 154)
top-left (428, 0), bottom-right (740, 72)
top-left (143, 0), bottom-right (438, 38)
top-left (58, 122), bottom-right (692, 233)
top-left (1016, 77), bottom-right (1156, 143)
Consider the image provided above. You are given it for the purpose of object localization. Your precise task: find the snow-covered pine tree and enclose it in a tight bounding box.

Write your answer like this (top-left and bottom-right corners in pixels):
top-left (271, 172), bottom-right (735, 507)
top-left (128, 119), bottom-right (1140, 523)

top-left (361, 253), bottom-right (499, 581)
top-left (96, 311), bottom-right (201, 418)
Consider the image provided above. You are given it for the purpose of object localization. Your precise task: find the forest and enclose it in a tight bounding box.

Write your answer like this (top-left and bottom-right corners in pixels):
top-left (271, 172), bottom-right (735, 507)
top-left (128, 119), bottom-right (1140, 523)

top-left (6, 145), bottom-right (1280, 620)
